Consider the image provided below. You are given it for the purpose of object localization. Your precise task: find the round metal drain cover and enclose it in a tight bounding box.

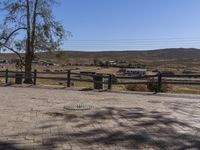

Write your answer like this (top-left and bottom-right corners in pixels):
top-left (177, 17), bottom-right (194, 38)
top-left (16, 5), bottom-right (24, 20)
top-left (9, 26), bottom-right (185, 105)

top-left (64, 104), bottom-right (94, 110)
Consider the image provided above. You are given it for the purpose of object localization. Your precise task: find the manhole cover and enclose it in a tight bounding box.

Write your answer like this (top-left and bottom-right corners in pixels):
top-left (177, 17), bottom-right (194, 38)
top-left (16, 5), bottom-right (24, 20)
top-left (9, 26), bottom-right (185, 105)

top-left (64, 104), bottom-right (94, 110)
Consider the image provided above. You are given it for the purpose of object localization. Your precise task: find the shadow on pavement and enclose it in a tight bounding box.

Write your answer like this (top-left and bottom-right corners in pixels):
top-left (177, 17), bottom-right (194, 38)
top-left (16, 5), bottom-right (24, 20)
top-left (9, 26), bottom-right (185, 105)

top-left (43, 106), bottom-right (200, 149)
top-left (5, 105), bottom-right (200, 149)
top-left (0, 141), bottom-right (28, 150)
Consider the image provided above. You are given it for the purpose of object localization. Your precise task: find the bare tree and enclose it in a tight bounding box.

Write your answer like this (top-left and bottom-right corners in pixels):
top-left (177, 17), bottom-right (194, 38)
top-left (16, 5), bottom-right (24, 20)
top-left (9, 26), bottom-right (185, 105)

top-left (0, 0), bottom-right (68, 83)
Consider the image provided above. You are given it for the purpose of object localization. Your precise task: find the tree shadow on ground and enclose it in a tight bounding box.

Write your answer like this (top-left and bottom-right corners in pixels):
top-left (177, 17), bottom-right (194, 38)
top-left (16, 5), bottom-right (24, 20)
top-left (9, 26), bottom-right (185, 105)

top-left (8, 105), bottom-right (200, 149)
top-left (42, 106), bottom-right (200, 149)
top-left (0, 141), bottom-right (27, 150)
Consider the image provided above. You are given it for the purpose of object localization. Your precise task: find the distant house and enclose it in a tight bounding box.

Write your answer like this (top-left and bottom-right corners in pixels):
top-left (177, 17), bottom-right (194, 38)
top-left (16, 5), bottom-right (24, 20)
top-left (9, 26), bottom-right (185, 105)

top-left (125, 68), bottom-right (147, 76)
top-left (37, 60), bottom-right (58, 66)
top-left (108, 60), bottom-right (117, 65)
top-left (32, 60), bottom-right (39, 65)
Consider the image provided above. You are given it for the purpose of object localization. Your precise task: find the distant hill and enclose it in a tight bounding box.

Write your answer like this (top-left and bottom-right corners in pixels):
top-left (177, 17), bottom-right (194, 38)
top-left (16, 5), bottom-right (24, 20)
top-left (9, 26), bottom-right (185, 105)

top-left (64, 48), bottom-right (200, 61)
top-left (1, 48), bottom-right (200, 71)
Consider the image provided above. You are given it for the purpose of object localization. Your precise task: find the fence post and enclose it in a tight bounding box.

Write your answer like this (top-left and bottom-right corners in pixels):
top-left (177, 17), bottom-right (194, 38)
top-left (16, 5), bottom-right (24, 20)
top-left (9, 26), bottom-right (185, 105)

top-left (67, 70), bottom-right (71, 87)
top-left (108, 74), bottom-right (112, 90)
top-left (93, 74), bottom-right (103, 89)
top-left (5, 69), bottom-right (8, 84)
top-left (33, 69), bottom-right (37, 85)
top-left (157, 72), bottom-right (162, 93)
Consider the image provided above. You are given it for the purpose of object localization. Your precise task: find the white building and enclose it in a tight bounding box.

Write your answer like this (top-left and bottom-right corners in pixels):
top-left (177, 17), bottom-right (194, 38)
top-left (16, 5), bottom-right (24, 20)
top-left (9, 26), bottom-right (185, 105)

top-left (125, 68), bottom-right (147, 76)
top-left (108, 61), bottom-right (117, 65)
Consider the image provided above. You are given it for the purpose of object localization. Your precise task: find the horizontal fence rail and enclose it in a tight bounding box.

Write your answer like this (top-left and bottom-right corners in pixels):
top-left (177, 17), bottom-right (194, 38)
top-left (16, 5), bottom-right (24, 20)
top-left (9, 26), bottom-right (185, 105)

top-left (0, 69), bottom-right (200, 92)
top-left (162, 81), bottom-right (200, 85)
top-left (162, 74), bottom-right (200, 78)
top-left (115, 75), bottom-right (157, 79)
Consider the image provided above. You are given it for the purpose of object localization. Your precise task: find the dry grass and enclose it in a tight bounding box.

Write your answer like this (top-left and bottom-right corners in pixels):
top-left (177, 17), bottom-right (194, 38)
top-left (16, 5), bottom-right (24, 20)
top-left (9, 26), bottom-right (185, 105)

top-left (125, 84), bottom-right (149, 92)
top-left (0, 65), bottom-right (200, 95)
top-left (170, 85), bottom-right (200, 94)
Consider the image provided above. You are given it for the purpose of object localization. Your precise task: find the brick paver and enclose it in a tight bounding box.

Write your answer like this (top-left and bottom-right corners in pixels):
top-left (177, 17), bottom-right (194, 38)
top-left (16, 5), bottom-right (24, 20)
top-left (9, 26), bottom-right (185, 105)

top-left (0, 87), bottom-right (199, 150)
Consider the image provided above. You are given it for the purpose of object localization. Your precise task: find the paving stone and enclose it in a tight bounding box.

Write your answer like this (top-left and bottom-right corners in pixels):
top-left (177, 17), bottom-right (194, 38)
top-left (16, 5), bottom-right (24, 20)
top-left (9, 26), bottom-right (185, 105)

top-left (62, 143), bottom-right (72, 150)
top-left (0, 87), bottom-right (199, 150)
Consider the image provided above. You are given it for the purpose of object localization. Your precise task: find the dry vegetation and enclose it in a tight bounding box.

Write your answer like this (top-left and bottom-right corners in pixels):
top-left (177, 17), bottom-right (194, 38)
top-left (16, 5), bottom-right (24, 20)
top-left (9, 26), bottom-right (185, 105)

top-left (0, 48), bottom-right (200, 94)
top-left (1, 48), bottom-right (200, 72)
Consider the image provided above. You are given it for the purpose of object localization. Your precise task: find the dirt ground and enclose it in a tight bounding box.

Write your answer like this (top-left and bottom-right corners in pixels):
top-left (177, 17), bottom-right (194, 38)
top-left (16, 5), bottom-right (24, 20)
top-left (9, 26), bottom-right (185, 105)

top-left (0, 86), bottom-right (199, 150)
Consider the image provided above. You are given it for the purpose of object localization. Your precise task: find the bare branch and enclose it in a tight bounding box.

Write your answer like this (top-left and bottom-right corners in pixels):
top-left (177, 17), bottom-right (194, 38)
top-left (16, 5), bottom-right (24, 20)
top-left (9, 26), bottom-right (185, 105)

top-left (0, 27), bottom-right (27, 44)
top-left (31, 0), bottom-right (39, 53)
top-left (0, 43), bottom-right (24, 66)
top-left (1, 2), bottom-right (26, 12)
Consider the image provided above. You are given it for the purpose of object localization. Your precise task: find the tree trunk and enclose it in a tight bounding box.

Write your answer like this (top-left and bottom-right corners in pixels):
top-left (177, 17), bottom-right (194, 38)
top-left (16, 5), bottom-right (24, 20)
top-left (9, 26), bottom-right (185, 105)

top-left (24, 0), bottom-right (33, 84)
top-left (24, 49), bottom-right (33, 84)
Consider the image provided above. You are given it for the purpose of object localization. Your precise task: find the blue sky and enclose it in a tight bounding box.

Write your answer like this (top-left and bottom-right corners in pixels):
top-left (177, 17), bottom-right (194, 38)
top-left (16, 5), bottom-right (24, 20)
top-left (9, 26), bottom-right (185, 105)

top-left (1, 0), bottom-right (200, 51)
top-left (53, 0), bottom-right (200, 51)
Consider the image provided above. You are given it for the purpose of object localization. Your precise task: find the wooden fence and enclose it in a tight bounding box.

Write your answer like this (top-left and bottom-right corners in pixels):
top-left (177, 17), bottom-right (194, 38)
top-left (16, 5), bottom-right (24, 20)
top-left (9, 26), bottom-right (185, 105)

top-left (0, 69), bottom-right (200, 92)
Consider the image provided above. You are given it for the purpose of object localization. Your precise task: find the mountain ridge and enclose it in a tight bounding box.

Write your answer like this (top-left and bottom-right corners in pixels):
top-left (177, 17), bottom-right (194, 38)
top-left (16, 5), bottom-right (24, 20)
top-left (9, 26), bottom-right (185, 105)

top-left (1, 48), bottom-right (200, 71)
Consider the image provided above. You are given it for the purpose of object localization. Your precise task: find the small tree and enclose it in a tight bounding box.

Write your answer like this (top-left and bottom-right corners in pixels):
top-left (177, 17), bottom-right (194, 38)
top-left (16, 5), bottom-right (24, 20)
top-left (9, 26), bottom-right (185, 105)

top-left (0, 0), bottom-right (70, 83)
top-left (93, 58), bottom-right (100, 66)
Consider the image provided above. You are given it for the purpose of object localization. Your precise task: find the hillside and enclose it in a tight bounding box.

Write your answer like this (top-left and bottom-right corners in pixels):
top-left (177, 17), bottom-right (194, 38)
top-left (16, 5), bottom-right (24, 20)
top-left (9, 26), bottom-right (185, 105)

top-left (68, 48), bottom-right (199, 60)
top-left (39, 48), bottom-right (200, 71)
top-left (1, 48), bottom-right (200, 71)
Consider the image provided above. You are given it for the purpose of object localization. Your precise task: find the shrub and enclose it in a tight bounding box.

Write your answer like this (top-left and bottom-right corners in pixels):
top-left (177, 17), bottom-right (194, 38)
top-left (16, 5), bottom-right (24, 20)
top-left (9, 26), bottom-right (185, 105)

top-left (111, 75), bottom-right (118, 84)
top-left (125, 77), bottom-right (172, 93)
top-left (160, 83), bottom-right (173, 92)
top-left (147, 78), bottom-right (172, 92)
top-left (125, 84), bottom-right (148, 92)
top-left (147, 78), bottom-right (158, 92)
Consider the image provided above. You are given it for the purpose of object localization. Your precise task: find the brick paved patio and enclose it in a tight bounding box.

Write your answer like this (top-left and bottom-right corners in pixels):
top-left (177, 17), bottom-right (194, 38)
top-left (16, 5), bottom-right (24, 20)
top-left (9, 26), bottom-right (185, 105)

top-left (0, 87), bottom-right (199, 150)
